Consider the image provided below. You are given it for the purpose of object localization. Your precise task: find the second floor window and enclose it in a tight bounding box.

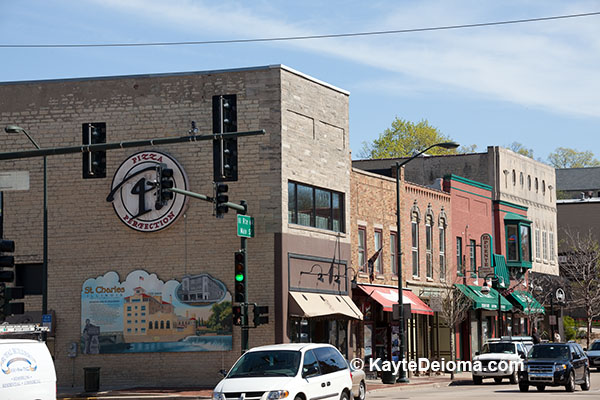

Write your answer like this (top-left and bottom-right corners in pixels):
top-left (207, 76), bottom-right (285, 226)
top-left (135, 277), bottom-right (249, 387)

top-left (391, 232), bottom-right (397, 275)
top-left (456, 237), bottom-right (463, 275)
top-left (470, 239), bottom-right (477, 276)
top-left (412, 218), bottom-right (419, 277)
top-left (374, 230), bottom-right (382, 274)
top-left (439, 224), bottom-right (446, 280)
top-left (426, 218), bottom-right (433, 279)
top-left (358, 227), bottom-right (366, 272)
top-left (288, 181), bottom-right (344, 232)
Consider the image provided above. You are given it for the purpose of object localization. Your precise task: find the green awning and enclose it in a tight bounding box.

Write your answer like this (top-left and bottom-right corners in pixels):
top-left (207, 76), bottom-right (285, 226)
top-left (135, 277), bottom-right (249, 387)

top-left (504, 212), bottom-right (531, 223)
top-left (509, 291), bottom-right (545, 315)
top-left (455, 284), bottom-right (513, 311)
top-left (493, 254), bottom-right (510, 289)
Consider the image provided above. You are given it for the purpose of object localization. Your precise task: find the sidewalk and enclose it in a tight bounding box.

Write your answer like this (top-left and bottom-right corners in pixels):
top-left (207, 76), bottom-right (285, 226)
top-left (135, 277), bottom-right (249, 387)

top-left (58, 373), bottom-right (472, 399)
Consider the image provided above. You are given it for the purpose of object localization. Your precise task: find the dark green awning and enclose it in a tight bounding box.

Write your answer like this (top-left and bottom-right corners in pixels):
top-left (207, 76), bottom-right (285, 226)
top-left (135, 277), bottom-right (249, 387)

top-left (504, 212), bottom-right (531, 223)
top-left (455, 284), bottom-right (513, 311)
top-left (509, 291), bottom-right (545, 314)
top-left (493, 254), bottom-right (510, 289)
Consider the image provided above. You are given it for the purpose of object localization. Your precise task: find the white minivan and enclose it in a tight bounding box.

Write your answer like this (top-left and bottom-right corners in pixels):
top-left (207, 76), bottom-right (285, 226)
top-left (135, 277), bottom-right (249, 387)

top-left (213, 343), bottom-right (353, 400)
top-left (0, 338), bottom-right (56, 400)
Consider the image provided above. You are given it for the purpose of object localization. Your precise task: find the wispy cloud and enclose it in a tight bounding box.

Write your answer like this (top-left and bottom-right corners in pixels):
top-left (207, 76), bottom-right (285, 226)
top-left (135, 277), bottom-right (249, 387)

top-left (90, 0), bottom-right (600, 118)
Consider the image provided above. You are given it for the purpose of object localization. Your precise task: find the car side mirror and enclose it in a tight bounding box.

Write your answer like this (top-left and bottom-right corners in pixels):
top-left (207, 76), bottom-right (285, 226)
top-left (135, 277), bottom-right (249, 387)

top-left (303, 365), bottom-right (319, 378)
top-left (584, 348), bottom-right (587, 352)
top-left (475, 351), bottom-right (480, 356)
top-left (519, 351), bottom-right (525, 359)
top-left (219, 369), bottom-right (228, 377)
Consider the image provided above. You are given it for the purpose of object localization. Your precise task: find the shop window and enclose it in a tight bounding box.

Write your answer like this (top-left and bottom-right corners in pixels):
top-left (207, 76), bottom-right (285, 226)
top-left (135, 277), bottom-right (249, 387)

top-left (288, 181), bottom-right (344, 232)
top-left (456, 237), bottom-right (463, 275)
top-left (374, 229), bottom-right (382, 274)
top-left (358, 227), bottom-right (366, 272)
top-left (390, 232), bottom-right (397, 275)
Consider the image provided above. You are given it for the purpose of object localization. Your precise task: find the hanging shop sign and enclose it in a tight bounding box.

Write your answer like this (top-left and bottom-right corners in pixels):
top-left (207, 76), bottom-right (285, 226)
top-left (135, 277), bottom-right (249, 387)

top-left (81, 270), bottom-right (232, 354)
top-left (106, 150), bottom-right (189, 232)
top-left (481, 233), bottom-right (493, 269)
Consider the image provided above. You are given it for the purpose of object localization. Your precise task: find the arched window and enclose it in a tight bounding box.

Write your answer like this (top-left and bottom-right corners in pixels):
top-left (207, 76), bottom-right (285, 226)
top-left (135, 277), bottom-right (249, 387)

top-left (425, 206), bottom-right (434, 279)
top-left (512, 170), bottom-right (516, 185)
top-left (411, 201), bottom-right (421, 278)
top-left (520, 172), bottom-right (524, 187)
top-left (166, 320), bottom-right (171, 329)
top-left (160, 320), bottom-right (164, 329)
top-left (148, 321), bottom-right (152, 329)
top-left (528, 175), bottom-right (531, 190)
top-left (154, 321), bottom-right (159, 329)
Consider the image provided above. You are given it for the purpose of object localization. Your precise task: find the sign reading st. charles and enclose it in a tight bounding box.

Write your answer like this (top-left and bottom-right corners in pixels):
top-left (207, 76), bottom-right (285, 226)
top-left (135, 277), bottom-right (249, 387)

top-left (107, 150), bottom-right (188, 232)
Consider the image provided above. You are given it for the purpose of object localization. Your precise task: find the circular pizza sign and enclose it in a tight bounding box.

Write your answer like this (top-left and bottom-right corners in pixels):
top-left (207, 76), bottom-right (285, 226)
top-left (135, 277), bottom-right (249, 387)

top-left (107, 150), bottom-right (188, 232)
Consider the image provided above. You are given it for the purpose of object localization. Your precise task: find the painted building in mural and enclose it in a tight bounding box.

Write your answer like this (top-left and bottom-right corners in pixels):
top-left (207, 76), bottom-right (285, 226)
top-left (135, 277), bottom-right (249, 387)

top-left (0, 65), bottom-right (356, 388)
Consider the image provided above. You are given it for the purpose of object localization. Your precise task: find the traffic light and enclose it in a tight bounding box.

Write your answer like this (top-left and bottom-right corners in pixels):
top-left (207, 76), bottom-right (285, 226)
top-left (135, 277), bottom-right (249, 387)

top-left (253, 305), bottom-right (269, 327)
top-left (155, 163), bottom-right (174, 210)
top-left (0, 239), bottom-right (23, 317)
top-left (234, 251), bottom-right (246, 303)
top-left (215, 183), bottom-right (229, 218)
top-left (0, 239), bottom-right (15, 282)
top-left (82, 122), bottom-right (106, 179)
top-left (232, 305), bottom-right (243, 326)
top-left (213, 94), bottom-right (238, 182)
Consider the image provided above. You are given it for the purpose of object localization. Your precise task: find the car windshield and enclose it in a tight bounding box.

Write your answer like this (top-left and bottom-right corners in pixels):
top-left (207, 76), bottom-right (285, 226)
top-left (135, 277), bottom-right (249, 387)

top-left (481, 343), bottom-right (515, 354)
top-left (228, 350), bottom-right (301, 378)
top-left (528, 345), bottom-right (570, 360)
top-left (590, 342), bottom-right (600, 351)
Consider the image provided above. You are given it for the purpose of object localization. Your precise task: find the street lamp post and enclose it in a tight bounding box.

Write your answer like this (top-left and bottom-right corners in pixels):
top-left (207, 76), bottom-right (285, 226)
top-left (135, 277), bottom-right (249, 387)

top-left (481, 274), bottom-right (502, 337)
top-left (4, 126), bottom-right (48, 334)
top-left (395, 141), bottom-right (459, 382)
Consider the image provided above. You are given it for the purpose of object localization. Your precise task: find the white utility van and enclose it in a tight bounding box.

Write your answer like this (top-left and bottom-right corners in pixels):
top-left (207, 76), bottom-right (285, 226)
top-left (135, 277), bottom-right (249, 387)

top-left (0, 337), bottom-right (56, 400)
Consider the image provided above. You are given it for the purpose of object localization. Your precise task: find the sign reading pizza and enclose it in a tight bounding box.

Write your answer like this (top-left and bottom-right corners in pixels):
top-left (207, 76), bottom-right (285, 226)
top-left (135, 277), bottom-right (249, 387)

top-left (107, 151), bottom-right (188, 232)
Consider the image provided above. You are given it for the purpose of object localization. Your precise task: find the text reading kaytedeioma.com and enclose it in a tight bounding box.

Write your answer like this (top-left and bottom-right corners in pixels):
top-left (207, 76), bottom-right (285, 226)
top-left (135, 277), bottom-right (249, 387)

top-left (350, 358), bottom-right (525, 376)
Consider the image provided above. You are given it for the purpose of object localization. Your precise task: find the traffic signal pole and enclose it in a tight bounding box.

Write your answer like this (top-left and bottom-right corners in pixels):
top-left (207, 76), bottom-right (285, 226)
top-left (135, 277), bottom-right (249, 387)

top-left (240, 200), bottom-right (249, 354)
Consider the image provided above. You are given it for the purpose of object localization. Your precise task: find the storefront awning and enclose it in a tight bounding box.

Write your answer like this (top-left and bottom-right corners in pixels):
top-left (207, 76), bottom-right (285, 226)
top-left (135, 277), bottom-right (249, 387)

top-left (493, 254), bottom-right (510, 289)
top-left (356, 285), bottom-right (434, 316)
top-left (509, 291), bottom-right (545, 315)
top-left (455, 284), bottom-right (513, 311)
top-left (288, 291), bottom-right (363, 320)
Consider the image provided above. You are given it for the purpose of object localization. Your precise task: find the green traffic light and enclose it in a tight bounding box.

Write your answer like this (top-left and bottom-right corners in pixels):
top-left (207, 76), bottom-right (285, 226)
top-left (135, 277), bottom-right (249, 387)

top-left (235, 273), bottom-right (244, 282)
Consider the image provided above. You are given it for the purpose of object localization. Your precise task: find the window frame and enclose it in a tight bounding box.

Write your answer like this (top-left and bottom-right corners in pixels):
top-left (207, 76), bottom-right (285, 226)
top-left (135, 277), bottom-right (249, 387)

top-left (469, 239), bottom-right (477, 277)
top-left (288, 181), bottom-right (345, 232)
top-left (425, 217), bottom-right (433, 279)
top-left (505, 221), bottom-right (532, 268)
top-left (439, 223), bottom-right (446, 281)
top-left (390, 232), bottom-right (398, 276)
top-left (456, 237), bottom-right (463, 276)
top-left (412, 218), bottom-right (419, 277)
top-left (374, 229), bottom-right (383, 274)
top-left (358, 226), bottom-right (367, 273)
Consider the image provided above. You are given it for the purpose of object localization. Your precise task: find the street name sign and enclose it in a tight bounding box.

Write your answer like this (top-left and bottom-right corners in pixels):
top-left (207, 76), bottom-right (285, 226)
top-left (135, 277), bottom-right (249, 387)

top-left (237, 215), bottom-right (254, 238)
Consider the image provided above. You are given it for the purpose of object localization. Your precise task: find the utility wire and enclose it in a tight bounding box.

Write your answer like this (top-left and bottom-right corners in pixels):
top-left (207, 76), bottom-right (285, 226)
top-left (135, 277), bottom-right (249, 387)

top-left (1, 11), bottom-right (599, 49)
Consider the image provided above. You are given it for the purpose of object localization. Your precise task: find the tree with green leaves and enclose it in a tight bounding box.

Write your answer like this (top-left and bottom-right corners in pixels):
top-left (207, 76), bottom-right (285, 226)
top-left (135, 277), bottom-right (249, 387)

top-left (507, 142), bottom-right (534, 158)
top-left (206, 301), bottom-right (232, 332)
top-left (547, 147), bottom-right (600, 168)
top-left (358, 118), bottom-right (475, 159)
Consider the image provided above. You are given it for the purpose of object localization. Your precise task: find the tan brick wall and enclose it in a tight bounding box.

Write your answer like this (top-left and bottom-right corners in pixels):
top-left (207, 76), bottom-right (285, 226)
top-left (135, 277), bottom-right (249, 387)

top-left (0, 66), bottom-right (350, 388)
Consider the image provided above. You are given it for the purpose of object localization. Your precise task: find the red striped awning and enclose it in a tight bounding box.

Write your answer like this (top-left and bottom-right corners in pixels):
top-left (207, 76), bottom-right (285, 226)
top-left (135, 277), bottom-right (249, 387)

top-left (357, 284), bottom-right (434, 316)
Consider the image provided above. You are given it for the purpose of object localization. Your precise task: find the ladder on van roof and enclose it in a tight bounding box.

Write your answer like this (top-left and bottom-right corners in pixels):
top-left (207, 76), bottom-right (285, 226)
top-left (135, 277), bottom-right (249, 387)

top-left (0, 323), bottom-right (49, 336)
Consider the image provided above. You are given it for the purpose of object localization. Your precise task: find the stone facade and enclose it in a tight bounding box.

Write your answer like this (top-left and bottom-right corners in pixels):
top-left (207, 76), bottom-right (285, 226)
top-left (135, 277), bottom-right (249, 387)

top-left (0, 65), bottom-right (351, 388)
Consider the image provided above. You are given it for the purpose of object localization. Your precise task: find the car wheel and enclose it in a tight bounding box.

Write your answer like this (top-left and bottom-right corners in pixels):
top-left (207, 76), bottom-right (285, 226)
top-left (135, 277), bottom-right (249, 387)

top-left (519, 382), bottom-right (529, 392)
top-left (536, 385), bottom-right (545, 392)
top-left (581, 369), bottom-right (590, 391)
top-left (565, 371), bottom-right (575, 392)
top-left (509, 370), bottom-right (518, 384)
top-left (494, 377), bottom-right (502, 384)
top-left (340, 390), bottom-right (350, 400)
top-left (473, 375), bottom-right (483, 385)
top-left (355, 381), bottom-right (366, 400)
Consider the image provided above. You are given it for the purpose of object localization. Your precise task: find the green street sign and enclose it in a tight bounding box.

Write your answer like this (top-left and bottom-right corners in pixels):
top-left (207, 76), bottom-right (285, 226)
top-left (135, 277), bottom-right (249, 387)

top-left (237, 215), bottom-right (254, 238)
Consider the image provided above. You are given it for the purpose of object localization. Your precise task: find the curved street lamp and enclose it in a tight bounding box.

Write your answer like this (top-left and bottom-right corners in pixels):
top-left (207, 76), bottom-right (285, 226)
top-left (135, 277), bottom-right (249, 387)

top-left (395, 141), bottom-right (459, 382)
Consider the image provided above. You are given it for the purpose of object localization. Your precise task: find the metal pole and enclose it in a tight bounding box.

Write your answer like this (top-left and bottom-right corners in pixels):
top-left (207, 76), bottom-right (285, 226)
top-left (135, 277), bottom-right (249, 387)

top-left (550, 296), bottom-right (554, 340)
top-left (396, 163), bottom-right (408, 383)
top-left (240, 200), bottom-right (249, 354)
top-left (497, 285), bottom-right (501, 337)
top-left (42, 156), bottom-right (47, 336)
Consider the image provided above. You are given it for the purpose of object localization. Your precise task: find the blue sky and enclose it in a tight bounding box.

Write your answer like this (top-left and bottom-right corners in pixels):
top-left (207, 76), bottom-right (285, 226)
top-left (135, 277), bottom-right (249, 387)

top-left (1, 0), bottom-right (599, 161)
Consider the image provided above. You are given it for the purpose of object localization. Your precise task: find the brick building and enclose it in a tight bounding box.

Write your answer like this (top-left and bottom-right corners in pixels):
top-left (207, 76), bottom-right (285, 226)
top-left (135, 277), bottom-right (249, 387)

top-left (0, 65), bottom-right (360, 388)
top-left (350, 167), bottom-right (451, 368)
